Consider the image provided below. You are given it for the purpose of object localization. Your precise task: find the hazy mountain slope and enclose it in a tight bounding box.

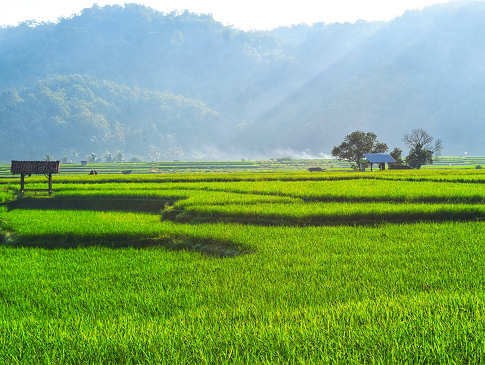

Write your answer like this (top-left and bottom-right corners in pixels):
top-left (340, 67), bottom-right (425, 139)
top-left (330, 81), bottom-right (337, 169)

top-left (0, 4), bottom-right (382, 124)
top-left (222, 21), bottom-right (383, 122)
top-left (0, 4), bottom-right (288, 116)
top-left (0, 75), bottom-right (225, 160)
top-left (241, 2), bottom-right (485, 155)
top-left (1, 2), bottom-right (485, 158)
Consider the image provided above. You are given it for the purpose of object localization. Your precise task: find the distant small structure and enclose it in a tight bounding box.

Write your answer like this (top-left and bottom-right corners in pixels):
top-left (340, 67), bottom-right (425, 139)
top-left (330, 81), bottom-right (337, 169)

top-left (308, 167), bottom-right (324, 172)
top-left (81, 161), bottom-right (88, 166)
top-left (364, 154), bottom-right (396, 171)
top-left (11, 160), bottom-right (60, 195)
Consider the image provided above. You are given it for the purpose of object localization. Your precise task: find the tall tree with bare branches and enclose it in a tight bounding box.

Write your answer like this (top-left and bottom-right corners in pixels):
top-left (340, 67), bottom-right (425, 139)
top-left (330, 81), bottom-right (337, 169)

top-left (403, 129), bottom-right (442, 168)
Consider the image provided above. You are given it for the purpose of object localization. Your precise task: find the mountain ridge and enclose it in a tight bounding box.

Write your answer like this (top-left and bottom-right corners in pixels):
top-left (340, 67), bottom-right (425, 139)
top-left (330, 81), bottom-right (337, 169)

top-left (1, 2), bottom-right (484, 159)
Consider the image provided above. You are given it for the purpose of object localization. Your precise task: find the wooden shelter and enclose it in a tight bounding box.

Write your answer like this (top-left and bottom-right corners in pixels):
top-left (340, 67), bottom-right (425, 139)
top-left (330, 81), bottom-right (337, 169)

top-left (364, 154), bottom-right (396, 171)
top-left (11, 161), bottom-right (60, 195)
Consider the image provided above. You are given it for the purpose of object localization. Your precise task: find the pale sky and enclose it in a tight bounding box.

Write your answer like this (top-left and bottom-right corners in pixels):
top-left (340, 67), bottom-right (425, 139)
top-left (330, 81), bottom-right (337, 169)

top-left (0, 0), bottom-right (464, 30)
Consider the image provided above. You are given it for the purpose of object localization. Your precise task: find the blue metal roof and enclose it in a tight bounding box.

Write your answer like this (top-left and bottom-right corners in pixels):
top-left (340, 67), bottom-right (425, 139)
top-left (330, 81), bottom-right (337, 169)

top-left (364, 153), bottom-right (396, 163)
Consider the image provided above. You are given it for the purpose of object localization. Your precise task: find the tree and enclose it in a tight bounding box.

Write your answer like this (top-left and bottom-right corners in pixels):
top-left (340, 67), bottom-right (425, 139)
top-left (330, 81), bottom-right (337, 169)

top-left (71, 151), bottom-right (79, 163)
top-left (403, 129), bottom-right (442, 168)
top-left (113, 151), bottom-right (124, 162)
top-left (104, 152), bottom-right (113, 162)
top-left (332, 131), bottom-right (388, 169)
top-left (406, 148), bottom-right (433, 169)
top-left (390, 147), bottom-right (403, 165)
top-left (88, 152), bottom-right (97, 162)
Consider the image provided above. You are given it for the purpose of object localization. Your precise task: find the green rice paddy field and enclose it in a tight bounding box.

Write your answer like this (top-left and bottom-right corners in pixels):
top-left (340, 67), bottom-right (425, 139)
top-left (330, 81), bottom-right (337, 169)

top-left (0, 154), bottom-right (483, 177)
top-left (0, 169), bottom-right (484, 363)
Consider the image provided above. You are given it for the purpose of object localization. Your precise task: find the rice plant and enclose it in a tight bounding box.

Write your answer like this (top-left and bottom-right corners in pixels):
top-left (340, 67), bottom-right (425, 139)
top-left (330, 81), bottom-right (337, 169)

top-left (0, 170), bottom-right (484, 363)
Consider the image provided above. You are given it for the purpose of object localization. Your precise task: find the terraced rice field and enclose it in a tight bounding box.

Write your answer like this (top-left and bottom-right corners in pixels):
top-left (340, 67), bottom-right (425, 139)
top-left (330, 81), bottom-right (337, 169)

top-left (1, 155), bottom-right (484, 178)
top-left (0, 170), bottom-right (484, 362)
top-left (0, 159), bottom-right (352, 177)
top-left (428, 155), bottom-right (485, 168)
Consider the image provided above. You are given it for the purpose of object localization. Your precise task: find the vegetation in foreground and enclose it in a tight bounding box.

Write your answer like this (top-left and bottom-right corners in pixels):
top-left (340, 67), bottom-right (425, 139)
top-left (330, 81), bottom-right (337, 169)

top-left (0, 170), bottom-right (484, 363)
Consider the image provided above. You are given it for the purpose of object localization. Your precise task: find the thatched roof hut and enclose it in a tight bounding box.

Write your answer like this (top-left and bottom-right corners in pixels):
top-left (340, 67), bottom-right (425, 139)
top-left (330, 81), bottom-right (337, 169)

top-left (11, 161), bottom-right (60, 175)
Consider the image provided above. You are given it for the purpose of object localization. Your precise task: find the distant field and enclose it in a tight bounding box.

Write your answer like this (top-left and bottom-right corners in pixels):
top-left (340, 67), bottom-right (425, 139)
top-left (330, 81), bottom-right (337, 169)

top-left (0, 169), bottom-right (484, 362)
top-left (0, 156), bottom-right (483, 178)
top-left (423, 155), bottom-right (485, 168)
top-left (0, 159), bottom-right (352, 177)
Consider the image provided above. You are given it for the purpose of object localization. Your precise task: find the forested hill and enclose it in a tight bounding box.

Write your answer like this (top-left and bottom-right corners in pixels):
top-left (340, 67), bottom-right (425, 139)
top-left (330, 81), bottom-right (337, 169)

top-left (0, 75), bottom-right (225, 160)
top-left (1, 2), bottom-right (485, 159)
top-left (0, 5), bottom-right (285, 112)
top-left (0, 4), bottom-right (380, 120)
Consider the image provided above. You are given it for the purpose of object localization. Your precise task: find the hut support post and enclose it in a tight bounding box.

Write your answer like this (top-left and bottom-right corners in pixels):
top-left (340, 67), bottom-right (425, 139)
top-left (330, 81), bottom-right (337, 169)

top-left (48, 173), bottom-right (52, 195)
top-left (370, 163), bottom-right (373, 171)
top-left (20, 173), bottom-right (25, 196)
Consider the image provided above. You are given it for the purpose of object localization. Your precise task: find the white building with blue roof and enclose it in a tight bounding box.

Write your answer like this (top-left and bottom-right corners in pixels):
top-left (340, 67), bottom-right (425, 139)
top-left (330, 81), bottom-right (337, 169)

top-left (364, 153), bottom-right (396, 171)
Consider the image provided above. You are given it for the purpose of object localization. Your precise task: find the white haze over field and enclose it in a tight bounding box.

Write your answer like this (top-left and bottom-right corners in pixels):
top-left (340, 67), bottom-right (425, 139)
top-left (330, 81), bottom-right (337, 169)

top-left (180, 146), bottom-right (332, 161)
top-left (0, 0), bottom-right (464, 30)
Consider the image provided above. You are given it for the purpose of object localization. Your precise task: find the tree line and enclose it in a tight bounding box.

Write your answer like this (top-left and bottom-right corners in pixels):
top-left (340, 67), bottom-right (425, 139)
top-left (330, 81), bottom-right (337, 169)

top-left (332, 129), bottom-right (442, 169)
